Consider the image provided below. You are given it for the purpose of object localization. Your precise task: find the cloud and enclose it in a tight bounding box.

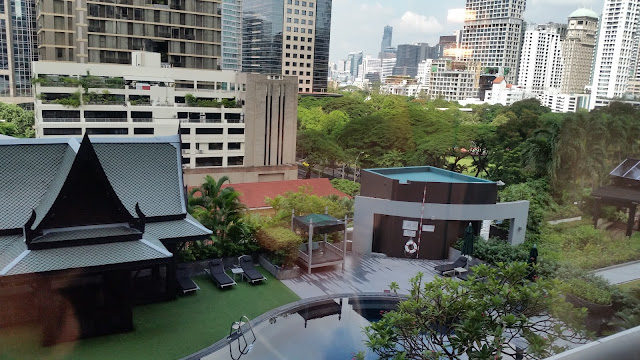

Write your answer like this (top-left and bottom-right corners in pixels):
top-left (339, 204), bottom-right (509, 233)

top-left (395, 11), bottom-right (443, 34)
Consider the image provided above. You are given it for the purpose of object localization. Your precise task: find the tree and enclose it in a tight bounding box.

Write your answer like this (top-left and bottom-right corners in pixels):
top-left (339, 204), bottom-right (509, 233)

top-left (365, 262), bottom-right (589, 360)
top-left (0, 102), bottom-right (35, 138)
top-left (297, 129), bottom-right (345, 178)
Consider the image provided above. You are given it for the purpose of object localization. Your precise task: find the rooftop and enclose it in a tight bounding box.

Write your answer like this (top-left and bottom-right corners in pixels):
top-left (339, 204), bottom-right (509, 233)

top-left (366, 166), bottom-right (494, 184)
top-left (569, 8), bottom-right (598, 19)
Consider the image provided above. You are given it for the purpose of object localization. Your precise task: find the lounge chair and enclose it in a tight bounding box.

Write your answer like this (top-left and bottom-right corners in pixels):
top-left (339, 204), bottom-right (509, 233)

top-left (239, 255), bottom-right (267, 284)
top-left (207, 259), bottom-right (237, 289)
top-left (434, 256), bottom-right (468, 275)
top-left (177, 268), bottom-right (200, 294)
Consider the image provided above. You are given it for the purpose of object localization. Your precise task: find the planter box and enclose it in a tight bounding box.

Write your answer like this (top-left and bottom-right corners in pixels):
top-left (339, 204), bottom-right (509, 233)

top-left (565, 293), bottom-right (614, 317)
top-left (258, 254), bottom-right (301, 280)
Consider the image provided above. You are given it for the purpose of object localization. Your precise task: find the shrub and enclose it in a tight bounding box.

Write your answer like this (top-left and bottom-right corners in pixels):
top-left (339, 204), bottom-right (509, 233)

top-left (499, 179), bottom-right (553, 235)
top-left (330, 178), bottom-right (360, 197)
top-left (458, 237), bottom-right (529, 265)
top-left (256, 227), bottom-right (302, 267)
top-left (562, 278), bottom-right (612, 305)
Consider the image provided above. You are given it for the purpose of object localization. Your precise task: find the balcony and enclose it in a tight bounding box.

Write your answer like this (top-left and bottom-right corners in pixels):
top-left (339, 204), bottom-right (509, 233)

top-left (132, 118), bottom-right (153, 122)
top-left (41, 118), bottom-right (81, 122)
top-left (84, 118), bottom-right (128, 122)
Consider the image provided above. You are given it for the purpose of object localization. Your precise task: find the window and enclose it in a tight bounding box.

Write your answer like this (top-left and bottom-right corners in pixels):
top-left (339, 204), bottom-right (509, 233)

top-left (293, 54), bottom-right (297, 58)
top-left (309, 20), bottom-right (313, 25)
top-left (309, 11), bottom-right (313, 16)
top-left (302, 10), bottom-right (306, 15)
top-left (43, 128), bottom-right (82, 135)
top-left (308, 29), bottom-right (312, 34)
top-left (301, 19), bottom-right (306, 24)
top-left (306, 63), bottom-right (311, 67)
top-left (208, 143), bottom-right (223, 150)
top-left (299, 88), bottom-right (303, 92)
top-left (181, 143), bottom-right (190, 150)
top-left (286, 53), bottom-right (291, 57)
top-left (293, 36), bottom-right (298, 41)
top-left (287, 0), bottom-right (292, 3)
top-left (307, 46), bottom-right (312, 50)
top-left (286, 35), bottom-right (291, 40)
top-left (302, 1), bottom-right (306, 5)
top-left (196, 157), bottom-right (222, 167)
top-left (86, 128), bottom-right (128, 135)
top-left (286, 26), bottom-right (291, 31)
top-left (227, 156), bottom-right (243, 166)
top-left (285, 70), bottom-right (290, 74)
top-left (300, 53), bottom-right (304, 58)
top-left (294, 18), bottom-right (299, 24)
top-left (301, 28), bottom-right (305, 33)
top-left (295, 0), bottom-right (299, 4)
top-left (294, 27), bottom-right (298, 32)
top-left (134, 128), bottom-right (154, 135)
top-left (293, 45), bottom-right (298, 49)
top-left (299, 79), bottom-right (303, 84)
top-left (306, 71), bottom-right (310, 76)
top-left (228, 142), bottom-right (241, 150)
top-left (300, 37), bottom-right (305, 41)
top-left (293, 62), bottom-right (297, 66)
top-left (285, 61), bottom-right (290, 66)
top-left (195, 128), bottom-right (223, 134)
top-left (180, 127), bottom-right (191, 134)
top-left (294, 9), bottom-right (299, 14)
top-left (286, 44), bottom-right (291, 49)
top-left (309, 2), bottom-right (314, 6)
top-left (305, 80), bottom-right (310, 84)
top-left (307, 55), bottom-right (311, 59)
top-left (308, 37), bottom-right (312, 42)
top-left (287, 17), bottom-right (291, 23)
top-left (228, 128), bottom-right (244, 135)
top-left (287, 8), bottom-right (292, 13)
top-left (293, 71), bottom-right (297, 75)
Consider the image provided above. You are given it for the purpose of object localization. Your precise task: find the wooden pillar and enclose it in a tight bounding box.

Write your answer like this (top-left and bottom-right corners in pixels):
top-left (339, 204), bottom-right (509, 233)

top-left (627, 203), bottom-right (637, 237)
top-left (165, 242), bottom-right (177, 300)
top-left (308, 220), bottom-right (313, 275)
top-left (593, 198), bottom-right (601, 229)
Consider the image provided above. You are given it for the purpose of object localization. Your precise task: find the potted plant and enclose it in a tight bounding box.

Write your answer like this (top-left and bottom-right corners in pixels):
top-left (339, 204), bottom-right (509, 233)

top-left (256, 226), bottom-right (302, 280)
top-left (562, 278), bottom-right (613, 316)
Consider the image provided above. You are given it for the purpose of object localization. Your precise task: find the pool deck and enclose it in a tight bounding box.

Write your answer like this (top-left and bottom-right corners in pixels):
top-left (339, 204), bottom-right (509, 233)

top-left (282, 253), bottom-right (444, 298)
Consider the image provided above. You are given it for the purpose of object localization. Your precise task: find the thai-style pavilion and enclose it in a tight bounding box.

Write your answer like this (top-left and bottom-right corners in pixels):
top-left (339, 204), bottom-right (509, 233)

top-left (0, 134), bottom-right (211, 345)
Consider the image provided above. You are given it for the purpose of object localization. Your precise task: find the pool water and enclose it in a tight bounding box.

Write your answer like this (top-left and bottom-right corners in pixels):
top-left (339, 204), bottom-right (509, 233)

top-left (203, 297), bottom-right (400, 360)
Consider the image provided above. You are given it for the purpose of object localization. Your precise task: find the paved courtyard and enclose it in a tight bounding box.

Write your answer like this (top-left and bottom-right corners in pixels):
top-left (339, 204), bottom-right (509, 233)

top-left (282, 253), bottom-right (445, 298)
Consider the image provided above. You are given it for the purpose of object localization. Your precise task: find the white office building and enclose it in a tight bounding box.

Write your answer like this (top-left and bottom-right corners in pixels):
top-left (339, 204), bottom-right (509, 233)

top-left (561, 9), bottom-right (599, 94)
top-left (589, 0), bottom-right (640, 109)
top-left (538, 90), bottom-right (589, 112)
top-left (33, 52), bottom-right (299, 186)
top-left (429, 59), bottom-right (481, 101)
top-left (517, 23), bottom-right (566, 94)
top-left (485, 77), bottom-right (528, 106)
top-left (460, 0), bottom-right (527, 83)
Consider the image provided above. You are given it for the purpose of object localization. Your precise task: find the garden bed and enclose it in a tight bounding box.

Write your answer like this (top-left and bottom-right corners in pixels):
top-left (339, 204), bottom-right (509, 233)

top-left (258, 254), bottom-right (301, 280)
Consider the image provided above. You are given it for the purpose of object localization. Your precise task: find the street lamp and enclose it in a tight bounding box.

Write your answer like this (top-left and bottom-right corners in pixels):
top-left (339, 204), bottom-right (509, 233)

top-left (354, 151), bottom-right (364, 183)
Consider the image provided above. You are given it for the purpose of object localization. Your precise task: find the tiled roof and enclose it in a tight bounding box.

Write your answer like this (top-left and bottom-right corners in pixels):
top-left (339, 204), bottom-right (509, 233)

top-left (493, 77), bottom-right (505, 84)
top-left (3, 240), bottom-right (171, 276)
top-left (0, 144), bottom-right (71, 231)
top-left (212, 178), bottom-right (349, 209)
top-left (31, 226), bottom-right (141, 244)
top-left (144, 215), bottom-right (212, 240)
top-left (0, 235), bottom-right (26, 273)
top-left (93, 143), bottom-right (185, 218)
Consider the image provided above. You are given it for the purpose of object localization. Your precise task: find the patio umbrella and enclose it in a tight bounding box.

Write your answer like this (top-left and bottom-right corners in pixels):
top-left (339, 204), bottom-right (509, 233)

top-left (461, 223), bottom-right (475, 260)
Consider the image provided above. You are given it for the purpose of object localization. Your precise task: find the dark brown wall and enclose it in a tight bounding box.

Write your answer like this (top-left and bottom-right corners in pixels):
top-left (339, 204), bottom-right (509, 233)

top-left (361, 170), bottom-right (497, 205)
top-left (372, 215), bottom-right (478, 260)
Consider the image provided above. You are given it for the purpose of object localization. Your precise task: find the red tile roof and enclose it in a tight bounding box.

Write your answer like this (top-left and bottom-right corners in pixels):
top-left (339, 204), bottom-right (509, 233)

top-left (190, 178), bottom-right (349, 209)
top-left (493, 76), bottom-right (504, 84)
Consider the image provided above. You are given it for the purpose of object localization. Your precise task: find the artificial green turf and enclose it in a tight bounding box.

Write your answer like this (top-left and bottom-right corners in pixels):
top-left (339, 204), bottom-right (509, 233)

top-left (0, 268), bottom-right (300, 360)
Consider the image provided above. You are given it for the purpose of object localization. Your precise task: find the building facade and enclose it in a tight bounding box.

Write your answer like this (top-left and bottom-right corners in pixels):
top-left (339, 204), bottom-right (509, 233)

top-left (221, 0), bottom-right (242, 70)
top-left (560, 9), bottom-right (599, 94)
top-left (517, 23), bottom-right (566, 94)
top-left (32, 52), bottom-right (298, 186)
top-left (537, 90), bottom-right (589, 112)
top-left (589, 0), bottom-right (640, 109)
top-left (37, 0), bottom-right (223, 69)
top-left (0, 0), bottom-right (38, 105)
top-left (485, 77), bottom-right (527, 106)
top-left (380, 25), bottom-right (392, 58)
top-left (241, 0), bottom-right (332, 93)
top-left (460, 0), bottom-right (526, 83)
top-left (429, 59), bottom-right (481, 101)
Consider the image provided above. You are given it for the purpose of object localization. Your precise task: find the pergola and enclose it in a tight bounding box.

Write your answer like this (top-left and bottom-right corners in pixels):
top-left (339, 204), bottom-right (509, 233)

top-left (291, 213), bottom-right (347, 274)
top-left (592, 158), bottom-right (640, 237)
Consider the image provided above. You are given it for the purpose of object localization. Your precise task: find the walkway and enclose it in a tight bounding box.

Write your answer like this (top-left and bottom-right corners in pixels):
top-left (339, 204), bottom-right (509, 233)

top-left (594, 260), bottom-right (640, 285)
top-left (282, 253), bottom-right (443, 298)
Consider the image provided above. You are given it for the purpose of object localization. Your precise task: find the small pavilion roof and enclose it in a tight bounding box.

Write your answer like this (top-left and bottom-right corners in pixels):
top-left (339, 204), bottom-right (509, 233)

top-left (293, 214), bottom-right (345, 234)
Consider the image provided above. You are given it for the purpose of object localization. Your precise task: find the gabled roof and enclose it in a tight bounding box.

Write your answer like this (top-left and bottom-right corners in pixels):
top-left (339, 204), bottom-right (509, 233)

top-left (493, 77), bottom-right (505, 84)
top-left (218, 178), bottom-right (349, 209)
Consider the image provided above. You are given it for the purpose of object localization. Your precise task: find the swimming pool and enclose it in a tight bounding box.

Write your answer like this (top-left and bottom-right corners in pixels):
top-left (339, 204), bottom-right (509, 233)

top-left (197, 295), bottom-right (401, 360)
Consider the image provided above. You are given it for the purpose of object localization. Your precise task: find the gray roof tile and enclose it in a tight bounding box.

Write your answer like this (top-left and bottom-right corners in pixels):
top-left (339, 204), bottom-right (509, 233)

top-left (0, 144), bottom-right (71, 231)
top-left (0, 235), bottom-right (26, 272)
top-left (145, 216), bottom-right (212, 240)
top-left (93, 143), bottom-right (185, 218)
top-left (5, 240), bottom-right (170, 276)
top-left (31, 226), bottom-right (141, 244)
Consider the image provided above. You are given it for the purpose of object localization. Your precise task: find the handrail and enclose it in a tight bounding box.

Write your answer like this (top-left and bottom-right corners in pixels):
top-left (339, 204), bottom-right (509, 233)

top-left (41, 118), bottom-right (81, 122)
top-left (325, 241), bottom-right (344, 254)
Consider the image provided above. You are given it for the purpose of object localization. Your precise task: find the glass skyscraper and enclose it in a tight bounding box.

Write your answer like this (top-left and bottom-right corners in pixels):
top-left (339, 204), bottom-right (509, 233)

top-left (242, 0), bottom-right (332, 93)
top-left (0, 0), bottom-right (37, 103)
top-left (221, 0), bottom-right (242, 70)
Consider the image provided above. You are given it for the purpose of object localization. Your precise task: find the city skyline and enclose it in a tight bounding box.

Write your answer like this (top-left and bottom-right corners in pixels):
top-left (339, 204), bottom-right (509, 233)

top-left (329, 0), bottom-right (605, 62)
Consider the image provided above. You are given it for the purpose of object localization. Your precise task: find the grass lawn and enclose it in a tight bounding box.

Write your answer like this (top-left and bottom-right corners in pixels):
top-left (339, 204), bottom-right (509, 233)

top-left (0, 267), bottom-right (299, 360)
top-left (618, 279), bottom-right (640, 292)
top-left (445, 156), bottom-right (479, 177)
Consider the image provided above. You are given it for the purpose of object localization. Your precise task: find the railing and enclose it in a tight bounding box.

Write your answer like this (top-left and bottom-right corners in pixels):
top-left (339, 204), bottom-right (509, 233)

top-left (41, 117), bottom-right (81, 122)
top-left (39, 81), bottom-right (79, 88)
top-left (85, 100), bottom-right (126, 105)
top-left (179, 118), bottom-right (223, 123)
top-left (84, 118), bottom-right (128, 122)
top-left (132, 118), bottom-right (153, 122)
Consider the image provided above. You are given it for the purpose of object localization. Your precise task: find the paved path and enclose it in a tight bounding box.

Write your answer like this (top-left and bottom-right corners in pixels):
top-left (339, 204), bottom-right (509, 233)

top-left (282, 253), bottom-right (444, 298)
top-left (594, 260), bottom-right (640, 285)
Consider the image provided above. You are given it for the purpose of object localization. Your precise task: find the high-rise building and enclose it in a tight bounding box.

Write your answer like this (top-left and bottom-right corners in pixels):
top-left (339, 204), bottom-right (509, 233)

top-left (589, 0), bottom-right (640, 109)
top-left (461, 0), bottom-right (527, 83)
top-left (393, 43), bottom-right (434, 77)
top-left (37, 0), bottom-right (222, 69)
top-left (347, 51), bottom-right (363, 77)
top-left (517, 23), bottom-right (566, 94)
top-left (380, 25), bottom-right (392, 58)
top-left (221, 0), bottom-right (242, 70)
top-left (242, 0), bottom-right (332, 93)
top-left (560, 9), bottom-right (599, 94)
top-left (435, 35), bottom-right (457, 59)
top-left (429, 59), bottom-right (481, 101)
top-left (0, 0), bottom-right (37, 105)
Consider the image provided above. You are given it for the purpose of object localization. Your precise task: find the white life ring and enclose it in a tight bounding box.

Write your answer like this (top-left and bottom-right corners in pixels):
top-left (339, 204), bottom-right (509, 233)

top-left (405, 239), bottom-right (417, 254)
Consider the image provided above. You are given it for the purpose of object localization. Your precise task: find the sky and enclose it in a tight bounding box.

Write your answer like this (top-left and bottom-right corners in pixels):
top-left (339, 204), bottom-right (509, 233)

top-left (329, 0), bottom-right (605, 62)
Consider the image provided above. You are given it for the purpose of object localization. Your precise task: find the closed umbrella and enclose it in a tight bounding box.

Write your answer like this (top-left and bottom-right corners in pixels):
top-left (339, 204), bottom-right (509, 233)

top-left (461, 223), bottom-right (475, 261)
top-left (527, 244), bottom-right (538, 281)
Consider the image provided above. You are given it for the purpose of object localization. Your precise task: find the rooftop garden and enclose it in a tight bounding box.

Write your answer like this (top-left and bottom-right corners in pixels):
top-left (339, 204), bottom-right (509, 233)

top-left (0, 271), bottom-right (299, 360)
top-left (185, 93), bottom-right (240, 108)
